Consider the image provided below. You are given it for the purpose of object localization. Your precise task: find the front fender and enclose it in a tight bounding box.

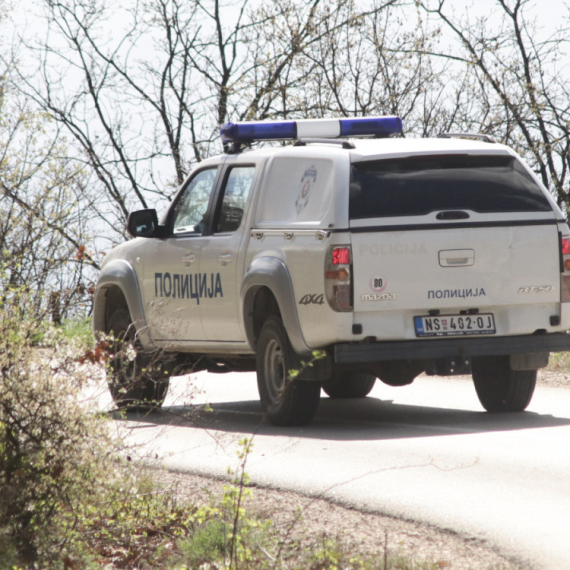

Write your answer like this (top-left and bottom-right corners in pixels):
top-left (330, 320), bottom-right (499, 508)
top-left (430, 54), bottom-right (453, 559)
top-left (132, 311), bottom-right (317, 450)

top-left (241, 256), bottom-right (310, 355)
top-left (93, 259), bottom-right (152, 346)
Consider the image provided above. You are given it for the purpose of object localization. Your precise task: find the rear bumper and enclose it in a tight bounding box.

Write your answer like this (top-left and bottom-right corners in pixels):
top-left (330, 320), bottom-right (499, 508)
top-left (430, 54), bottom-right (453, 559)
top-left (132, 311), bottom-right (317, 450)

top-left (334, 333), bottom-right (570, 364)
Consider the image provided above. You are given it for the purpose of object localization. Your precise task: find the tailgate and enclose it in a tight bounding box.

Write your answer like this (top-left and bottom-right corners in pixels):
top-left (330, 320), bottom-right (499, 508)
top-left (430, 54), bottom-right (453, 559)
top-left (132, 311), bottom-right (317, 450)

top-left (351, 222), bottom-right (561, 339)
top-left (352, 223), bottom-right (560, 313)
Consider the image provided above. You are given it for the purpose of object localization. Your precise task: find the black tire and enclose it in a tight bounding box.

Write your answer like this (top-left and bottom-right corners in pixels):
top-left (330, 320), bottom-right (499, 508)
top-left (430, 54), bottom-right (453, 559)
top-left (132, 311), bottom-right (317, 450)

top-left (107, 308), bottom-right (171, 411)
top-left (322, 371), bottom-right (376, 399)
top-left (472, 355), bottom-right (536, 412)
top-left (256, 315), bottom-right (321, 426)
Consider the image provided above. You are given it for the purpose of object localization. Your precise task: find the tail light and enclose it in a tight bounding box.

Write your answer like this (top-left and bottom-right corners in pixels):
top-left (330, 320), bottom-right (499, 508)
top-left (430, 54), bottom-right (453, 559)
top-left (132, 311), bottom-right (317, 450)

top-left (561, 235), bottom-right (570, 302)
top-left (325, 245), bottom-right (352, 311)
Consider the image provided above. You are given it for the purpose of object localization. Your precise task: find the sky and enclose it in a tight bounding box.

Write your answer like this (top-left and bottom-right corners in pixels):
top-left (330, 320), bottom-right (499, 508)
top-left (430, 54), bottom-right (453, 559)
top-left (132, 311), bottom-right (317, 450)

top-left (10, 0), bottom-right (570, 37)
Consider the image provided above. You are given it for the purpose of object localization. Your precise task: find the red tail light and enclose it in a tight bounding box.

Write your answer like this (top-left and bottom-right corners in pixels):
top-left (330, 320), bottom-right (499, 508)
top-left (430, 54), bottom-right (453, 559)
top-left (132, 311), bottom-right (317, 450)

top-left (325, 245), bottom-right (352, 312)
top-left (561, 235), bottom-right (570, 302)
top-left (332, 247), bottom-right (351, 265)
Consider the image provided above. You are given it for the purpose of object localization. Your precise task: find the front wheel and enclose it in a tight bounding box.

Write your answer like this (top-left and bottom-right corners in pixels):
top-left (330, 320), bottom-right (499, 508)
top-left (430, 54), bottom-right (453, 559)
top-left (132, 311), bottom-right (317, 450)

top-left (107, 308), bottom-right (171, 411)
top-left (472, 355), bottom-right (536, 412)
top-left (256, 315), bottom-right (321, 426)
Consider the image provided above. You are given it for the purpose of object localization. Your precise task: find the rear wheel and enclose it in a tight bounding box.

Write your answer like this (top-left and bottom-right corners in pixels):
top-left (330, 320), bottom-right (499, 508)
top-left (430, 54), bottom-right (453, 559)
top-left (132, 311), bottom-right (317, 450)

top-left (322, 371), bottom-right (376, 399)
top-left (256, 315), bottom-right (321, 426)
top-left (107, 308), bottom-right (171, 411)
top-left (472, 355), bottom-right (536, 412)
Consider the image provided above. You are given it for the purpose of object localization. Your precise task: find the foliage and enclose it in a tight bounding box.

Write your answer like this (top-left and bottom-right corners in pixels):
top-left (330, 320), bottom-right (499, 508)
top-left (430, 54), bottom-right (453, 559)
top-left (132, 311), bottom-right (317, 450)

top-left (0, 298), bottom-right (507, 568)
top-left (418, 0), bottom-right (570, 214)
top-left (0, 291), bottom-right (191, 568)
top-left (0, 88), bottom-right (96, 320)
top-left (0, 291), bottom-right (108, 565)
top-left (171, 438), bottom-right (465, 570)
top-left (5, 0), bottom-right (440, 249)
top-left (1, 0), bottom-right (569, 312)
top-left (0, 289), bottom-right (191, 568)
top-left (61, 316), bottom-right (93, 345)
top-left (174, 437), bottom-right (274, 569)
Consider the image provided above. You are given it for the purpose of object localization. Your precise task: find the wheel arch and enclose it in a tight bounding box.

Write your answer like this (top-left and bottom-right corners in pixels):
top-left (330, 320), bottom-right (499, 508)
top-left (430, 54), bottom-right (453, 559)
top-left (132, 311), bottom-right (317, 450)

top-left (93, 259), bottom-right (153, 346)
top-left (241, 256), bottom-right (311, 355)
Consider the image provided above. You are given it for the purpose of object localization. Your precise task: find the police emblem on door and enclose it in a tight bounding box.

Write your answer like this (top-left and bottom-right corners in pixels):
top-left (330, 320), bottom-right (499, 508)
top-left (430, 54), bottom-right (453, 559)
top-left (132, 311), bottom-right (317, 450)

top-left (295, 166), bottom-right (317, 214)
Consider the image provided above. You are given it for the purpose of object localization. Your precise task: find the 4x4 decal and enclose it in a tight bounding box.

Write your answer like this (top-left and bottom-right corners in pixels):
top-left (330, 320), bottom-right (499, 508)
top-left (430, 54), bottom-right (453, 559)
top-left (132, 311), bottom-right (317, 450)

top-left (299, 293), bottom-right (324, 305)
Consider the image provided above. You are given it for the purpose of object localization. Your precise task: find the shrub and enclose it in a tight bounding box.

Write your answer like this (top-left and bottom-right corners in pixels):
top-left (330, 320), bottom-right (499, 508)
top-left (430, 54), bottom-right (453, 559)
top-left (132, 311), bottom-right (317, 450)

top-left (0, 295), bottom-right (116, 567)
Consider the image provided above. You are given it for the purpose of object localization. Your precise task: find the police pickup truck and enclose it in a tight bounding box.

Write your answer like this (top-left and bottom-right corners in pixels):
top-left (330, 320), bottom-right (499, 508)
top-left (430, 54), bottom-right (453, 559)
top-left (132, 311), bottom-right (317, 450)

top-left (93, 116), bottom-right (570, 425)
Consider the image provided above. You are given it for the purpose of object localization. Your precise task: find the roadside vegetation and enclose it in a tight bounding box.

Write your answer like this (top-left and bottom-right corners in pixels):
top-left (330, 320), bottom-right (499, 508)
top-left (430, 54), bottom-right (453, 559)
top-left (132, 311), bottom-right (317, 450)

top-left (546, 352), bottom-right (570, 373)
top-left (2, 0), bottom-right (570, 329)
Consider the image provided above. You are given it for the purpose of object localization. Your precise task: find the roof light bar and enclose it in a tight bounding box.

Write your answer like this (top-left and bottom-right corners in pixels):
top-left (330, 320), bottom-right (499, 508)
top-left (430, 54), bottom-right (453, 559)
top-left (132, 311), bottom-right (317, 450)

top-left (340, 117), bottom-right (402, 138)
top-left (220, 121), bottom-right (296, 144)
top-left (220, 116), bottom-right (402, 144)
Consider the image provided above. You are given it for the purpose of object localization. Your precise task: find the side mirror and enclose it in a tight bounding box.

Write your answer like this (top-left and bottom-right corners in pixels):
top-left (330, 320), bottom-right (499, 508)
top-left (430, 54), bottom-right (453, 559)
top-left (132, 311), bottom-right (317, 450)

top-left (127, 209), bottom-right (159, 238)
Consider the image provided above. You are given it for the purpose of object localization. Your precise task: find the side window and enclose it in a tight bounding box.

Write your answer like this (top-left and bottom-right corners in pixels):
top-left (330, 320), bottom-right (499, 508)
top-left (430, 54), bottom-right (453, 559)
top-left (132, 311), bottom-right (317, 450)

top-left (172, 168), bottom-right (217, 235)
top-left (215, 166), bottom-right (256, 233)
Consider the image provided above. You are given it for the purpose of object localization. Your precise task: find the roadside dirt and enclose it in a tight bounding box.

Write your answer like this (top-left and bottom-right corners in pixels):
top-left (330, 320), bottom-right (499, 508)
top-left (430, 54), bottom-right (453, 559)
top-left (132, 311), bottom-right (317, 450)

top-left (537, 366), bottom-right (570, 388)
top-left (159, 468), bottom-right (526, 570)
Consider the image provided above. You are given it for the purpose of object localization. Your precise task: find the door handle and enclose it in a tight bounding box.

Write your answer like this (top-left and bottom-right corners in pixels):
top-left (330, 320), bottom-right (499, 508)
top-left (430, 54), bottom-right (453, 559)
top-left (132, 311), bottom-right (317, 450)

top-left (436, 210), bottom-right (470, 220)
top-left (182, 253), bottom-right (196, 266)
top-left (219, 253), bottom-right (233, 266)
top-left (439, 249), bottom-right (475, 267)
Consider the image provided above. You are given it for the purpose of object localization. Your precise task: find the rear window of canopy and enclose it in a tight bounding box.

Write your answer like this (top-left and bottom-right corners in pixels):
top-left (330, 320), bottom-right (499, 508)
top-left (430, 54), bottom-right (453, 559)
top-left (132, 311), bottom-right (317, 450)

top-left (349, 154), bottom-right (552, 219)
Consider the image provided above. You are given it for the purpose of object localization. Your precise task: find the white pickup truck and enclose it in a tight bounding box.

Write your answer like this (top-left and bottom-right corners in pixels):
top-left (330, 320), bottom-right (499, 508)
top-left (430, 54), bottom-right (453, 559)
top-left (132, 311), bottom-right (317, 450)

top-left (93, 117), bottom-right (570, 425)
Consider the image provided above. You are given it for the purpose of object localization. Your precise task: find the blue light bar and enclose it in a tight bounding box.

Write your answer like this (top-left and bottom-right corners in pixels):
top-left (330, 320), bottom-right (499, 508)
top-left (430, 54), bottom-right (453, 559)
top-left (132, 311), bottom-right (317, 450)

top-left (339, 117), bottom-right (403, 137)
top-left (220, 121), bottom-right (296, 143)
top-left (220, 116), bottom-right (402, 144)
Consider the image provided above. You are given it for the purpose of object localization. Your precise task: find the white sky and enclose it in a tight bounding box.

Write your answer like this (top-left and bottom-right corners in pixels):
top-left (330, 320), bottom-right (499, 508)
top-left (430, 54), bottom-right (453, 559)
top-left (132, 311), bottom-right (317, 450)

top-left (10, 0), bottom-right (570, 39)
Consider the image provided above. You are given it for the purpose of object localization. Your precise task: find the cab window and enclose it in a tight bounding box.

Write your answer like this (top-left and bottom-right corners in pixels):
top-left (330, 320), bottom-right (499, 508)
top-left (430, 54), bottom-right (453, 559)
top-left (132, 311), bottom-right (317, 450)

top-left (172, 168), bottom-right (218, 235)
top-left (215, 166), bottom-right (255, 233)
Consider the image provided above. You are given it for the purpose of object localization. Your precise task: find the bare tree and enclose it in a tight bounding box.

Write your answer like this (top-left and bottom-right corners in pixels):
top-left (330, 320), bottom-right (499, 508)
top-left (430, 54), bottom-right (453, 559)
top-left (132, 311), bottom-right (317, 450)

top-left (285, 1), bottom-right (454, 136)
top-left (418, 0), bottom-right (570, 213)
top-left (0, 91), bottom-right (96, 319)
top-left (8, 0), bottom-right (568, 301)
top-left (7, 0), bottom-right (406, 246)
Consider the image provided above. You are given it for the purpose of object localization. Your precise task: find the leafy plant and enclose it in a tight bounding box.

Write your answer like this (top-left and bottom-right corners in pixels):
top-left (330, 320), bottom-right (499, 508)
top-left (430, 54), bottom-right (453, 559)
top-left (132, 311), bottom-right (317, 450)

top-left (174, 437), bottom-right (273, 569)
top-left (546, 352), bottom-right (570, 373)
top-left (0, 297), bottom-right (113, 566)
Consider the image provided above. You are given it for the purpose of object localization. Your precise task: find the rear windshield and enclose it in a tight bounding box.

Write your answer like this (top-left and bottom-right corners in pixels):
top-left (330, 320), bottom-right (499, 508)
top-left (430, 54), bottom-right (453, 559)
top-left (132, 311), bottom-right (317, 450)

top-left (349, 154), bottom-right (552, 219)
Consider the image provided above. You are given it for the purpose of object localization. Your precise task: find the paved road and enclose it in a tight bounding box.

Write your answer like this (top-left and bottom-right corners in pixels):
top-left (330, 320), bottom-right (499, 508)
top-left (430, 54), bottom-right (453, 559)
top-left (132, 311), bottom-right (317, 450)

top-left (113, 372), bottom-right (570, 569)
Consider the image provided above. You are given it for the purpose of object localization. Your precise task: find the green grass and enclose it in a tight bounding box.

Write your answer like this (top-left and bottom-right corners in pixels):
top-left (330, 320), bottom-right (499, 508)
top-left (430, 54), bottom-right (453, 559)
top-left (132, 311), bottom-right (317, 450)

top-left (61, 316), bottom-right (93, 344)
top-left (176, 518), bottom-right (230, 567)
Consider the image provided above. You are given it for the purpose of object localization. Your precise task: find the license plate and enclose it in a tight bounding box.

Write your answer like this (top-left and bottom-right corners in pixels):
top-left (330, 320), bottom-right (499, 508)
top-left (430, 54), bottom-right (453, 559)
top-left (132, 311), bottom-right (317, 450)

top-left (414, 313), bottom-right (496, 337)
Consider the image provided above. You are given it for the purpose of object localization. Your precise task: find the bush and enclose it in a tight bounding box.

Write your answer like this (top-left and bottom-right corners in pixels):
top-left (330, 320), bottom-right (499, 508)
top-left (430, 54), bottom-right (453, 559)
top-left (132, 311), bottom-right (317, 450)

top-left (0, 295), bottom-right (116, 567)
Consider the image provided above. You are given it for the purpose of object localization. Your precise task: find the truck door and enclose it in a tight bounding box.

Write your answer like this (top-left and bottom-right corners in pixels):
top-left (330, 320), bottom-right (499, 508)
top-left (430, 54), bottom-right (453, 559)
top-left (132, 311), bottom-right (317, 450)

top-left (141, 166), bottom-right (220, 342)
top-left (199, 164), bottom-right (257, 341)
